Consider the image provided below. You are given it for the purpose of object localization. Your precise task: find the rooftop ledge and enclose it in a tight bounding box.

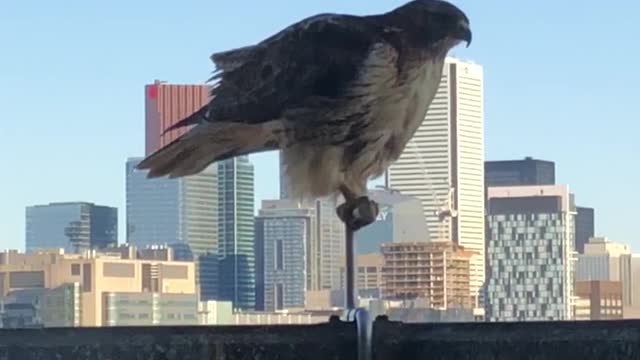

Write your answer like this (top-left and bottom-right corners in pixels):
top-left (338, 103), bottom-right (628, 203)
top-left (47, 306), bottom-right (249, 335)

top-left (1, 316), bottom-right (639, 359)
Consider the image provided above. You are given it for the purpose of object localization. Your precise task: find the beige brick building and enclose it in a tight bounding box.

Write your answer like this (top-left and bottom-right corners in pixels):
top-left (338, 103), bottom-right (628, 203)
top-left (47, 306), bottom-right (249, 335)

top-left (339, 254), bottom-right (384, 294)
top-left (0, 249), bottom-right (196, 326)
top-left (575, 280), bottom-right (623, 321)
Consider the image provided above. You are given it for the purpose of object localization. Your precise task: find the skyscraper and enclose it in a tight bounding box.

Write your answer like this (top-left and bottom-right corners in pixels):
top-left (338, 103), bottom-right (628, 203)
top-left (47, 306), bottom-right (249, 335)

top-left (144, 80), bottom-right (209, 155)
top-left (484, 157), bottom-right (595, 255)
top-left (486, 185), bottom-right (576, 321)
top-left (126, 157), bottom-right (218, 257)
top-left (575, 207), bottom-right (595, 254)
top-left (484, 157), bottom-right (555, 187)
top-left (386, 57), bottom-right (485, 301)
top-left (315, 198), bottom-right (346, 291)
top-left (254, 200), bottom-right (310, 311)
top-left (197, 254), bottom-right (220, 302)
top-left (87, 205), bottom-right (119, 249)
top-left (26, 202), bottom-right (117, 253)
top-left (217, 156), bottom-right (256, 310)
top-left (141, 81), bottom-right (219, 302)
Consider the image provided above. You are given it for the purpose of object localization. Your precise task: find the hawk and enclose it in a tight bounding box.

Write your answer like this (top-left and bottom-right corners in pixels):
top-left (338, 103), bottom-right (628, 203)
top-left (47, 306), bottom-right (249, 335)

top-left (137, 0), bottom-right (471, 230)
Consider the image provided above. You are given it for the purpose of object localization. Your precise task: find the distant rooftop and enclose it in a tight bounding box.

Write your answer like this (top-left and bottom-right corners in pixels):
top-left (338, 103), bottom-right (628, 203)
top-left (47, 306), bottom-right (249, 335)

top-left (485, 156), bottom-right (554, 164)
top-left (28, 201), bottom-right (107, 208)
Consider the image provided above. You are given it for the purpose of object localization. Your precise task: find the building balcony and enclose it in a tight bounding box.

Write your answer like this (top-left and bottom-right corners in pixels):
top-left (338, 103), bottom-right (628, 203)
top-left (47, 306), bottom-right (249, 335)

top-left (0, 316), bottom-right (638, 359)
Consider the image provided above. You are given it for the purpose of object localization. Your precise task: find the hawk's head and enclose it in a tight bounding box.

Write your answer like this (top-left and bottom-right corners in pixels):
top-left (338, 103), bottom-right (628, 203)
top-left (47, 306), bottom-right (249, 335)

top-left (392, 0), bottom-right (472, 50)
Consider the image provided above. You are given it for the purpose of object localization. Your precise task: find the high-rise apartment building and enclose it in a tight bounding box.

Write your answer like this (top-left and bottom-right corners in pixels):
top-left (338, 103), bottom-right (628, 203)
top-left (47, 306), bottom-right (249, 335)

top-left (254, 200), bottom-right (311, 311)
top-left (381, 241), bottom-right (474, 310)
top-left (486, 185), bottom-right (576, 321)
top-left (25, 202), bottom-right (117, 253)
top-left (485, 158), bottom-right (595, 255)
top-left (484, 157), bottom-right (555, 187)
top-left (217, 156), bottom-right (256, 310)
top-left (126, 157), bottom-right (218, 257)
top-left (144, 80), bottom-right (209, 155)
top-left (386, 57), bottom-right (485, 301)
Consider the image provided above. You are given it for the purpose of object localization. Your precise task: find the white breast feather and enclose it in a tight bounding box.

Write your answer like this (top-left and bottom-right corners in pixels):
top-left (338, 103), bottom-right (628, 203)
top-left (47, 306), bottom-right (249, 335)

top-left (347, 56), bottom-right (446, 185)
top-left (282, 43), bottom-right (400, 201)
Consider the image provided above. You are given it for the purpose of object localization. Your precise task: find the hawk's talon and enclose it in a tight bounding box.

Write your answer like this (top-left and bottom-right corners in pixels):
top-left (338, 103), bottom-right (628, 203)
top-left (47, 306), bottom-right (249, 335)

top-left (336, 196), bottom-right (379, 231)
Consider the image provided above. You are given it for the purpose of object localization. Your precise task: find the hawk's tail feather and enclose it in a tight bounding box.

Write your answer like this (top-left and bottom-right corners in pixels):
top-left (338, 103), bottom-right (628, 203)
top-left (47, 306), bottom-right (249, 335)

top-left (161, 84), bottom-right (226, 134)
top-left (137, 122), bottom-right (280, 179)
top-left (161, 106), bottom-right (208, 135)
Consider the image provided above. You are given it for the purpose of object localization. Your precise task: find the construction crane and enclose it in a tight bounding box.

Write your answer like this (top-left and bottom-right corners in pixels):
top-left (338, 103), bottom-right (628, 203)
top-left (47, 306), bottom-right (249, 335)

top-left (397, 139), bottom-right (457, 242)
top-left (436, 186), bottom-right (458, 242)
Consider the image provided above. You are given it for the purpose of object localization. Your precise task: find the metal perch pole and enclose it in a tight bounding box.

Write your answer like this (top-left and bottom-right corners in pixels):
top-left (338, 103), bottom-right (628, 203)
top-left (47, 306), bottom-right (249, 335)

top-left (339, 205), bottom-right (373, 360)
top-left (345, 225), bottom-right (356, 309)
top-left (336, 191), bottom-right (376, 360)
top-left (337, 194), bottom-right (378, 312)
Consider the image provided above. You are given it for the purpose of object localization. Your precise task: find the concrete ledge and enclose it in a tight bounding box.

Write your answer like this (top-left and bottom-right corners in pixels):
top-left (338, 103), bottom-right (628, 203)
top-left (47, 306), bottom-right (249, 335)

top-left (2, 317), bottom-right (640, 359)
top-left (373, 317), bottom-right (640, 360)
top-left (0, 316), bottom-right (357, 360)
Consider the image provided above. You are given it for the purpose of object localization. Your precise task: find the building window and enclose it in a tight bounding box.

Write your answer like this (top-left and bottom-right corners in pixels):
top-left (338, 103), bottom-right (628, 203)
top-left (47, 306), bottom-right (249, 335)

top-left (161, 265), bottom-right (189, 279)
top-left (83, 264), bottom-right (92, 292)
top-left (103, 263), bottom-right (135, 278)
top-left (118, 313), bottom-right (136, 320)
top-left (275, 283), bottom-right (285, 310)
top-left (71, 264), bottom-right (81, 276)
top-left (275, 239), bottom-right (284, 271)
top-left (9, 271), bottom-right (45, 288)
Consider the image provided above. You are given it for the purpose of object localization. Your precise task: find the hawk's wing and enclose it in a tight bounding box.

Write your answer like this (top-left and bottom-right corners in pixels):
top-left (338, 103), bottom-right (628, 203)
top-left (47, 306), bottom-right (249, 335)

top-left (138, 14), bottom-right (401, 179)
top-left (166, 14), bottom-right (394, 132)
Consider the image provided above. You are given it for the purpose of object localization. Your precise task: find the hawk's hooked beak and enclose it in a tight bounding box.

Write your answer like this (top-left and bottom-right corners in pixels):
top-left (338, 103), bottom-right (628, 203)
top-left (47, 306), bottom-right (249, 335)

top-left (456, 21), bottom-right (472, 47)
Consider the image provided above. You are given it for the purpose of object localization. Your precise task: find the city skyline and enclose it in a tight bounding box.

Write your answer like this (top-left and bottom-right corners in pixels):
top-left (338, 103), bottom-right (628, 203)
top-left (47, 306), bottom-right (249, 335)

top-left (1, 0), bottom-right (638, 251)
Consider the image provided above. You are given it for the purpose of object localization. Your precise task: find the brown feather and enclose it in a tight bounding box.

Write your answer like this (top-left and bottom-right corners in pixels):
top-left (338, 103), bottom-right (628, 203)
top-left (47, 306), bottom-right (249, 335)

top-left (137, 121), bottom-right (282, 178)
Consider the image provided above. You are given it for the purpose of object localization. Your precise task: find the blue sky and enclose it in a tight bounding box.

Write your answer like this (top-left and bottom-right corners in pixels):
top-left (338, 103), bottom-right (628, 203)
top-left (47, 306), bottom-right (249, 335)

top-left (0, 0), bottom-right (638, 251)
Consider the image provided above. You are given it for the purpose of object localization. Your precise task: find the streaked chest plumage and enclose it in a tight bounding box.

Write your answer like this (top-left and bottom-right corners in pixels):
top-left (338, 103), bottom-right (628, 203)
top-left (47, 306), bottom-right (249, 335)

top-left (349, 54), bottom-right (447, 178)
